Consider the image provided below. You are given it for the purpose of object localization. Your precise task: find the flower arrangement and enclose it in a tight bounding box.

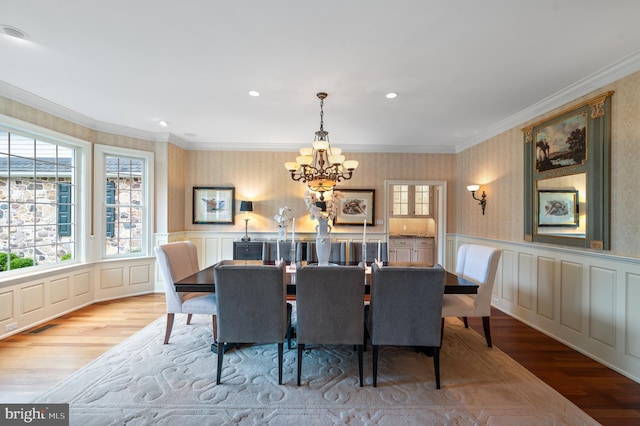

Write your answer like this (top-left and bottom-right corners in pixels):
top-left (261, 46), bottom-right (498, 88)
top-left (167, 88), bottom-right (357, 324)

top-left (304, 190), bottom-right (343, 222)
top-left (273, 206), bottom-right (293, 227)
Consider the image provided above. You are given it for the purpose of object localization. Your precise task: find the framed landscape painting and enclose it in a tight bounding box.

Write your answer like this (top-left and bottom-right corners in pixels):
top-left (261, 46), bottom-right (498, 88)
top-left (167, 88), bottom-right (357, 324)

top-left (534, 110), bottom-right (587, 173)
top-left (193, 186), bottom-right (235, 224)
top-left (333, 189), bottom-right (375, 226)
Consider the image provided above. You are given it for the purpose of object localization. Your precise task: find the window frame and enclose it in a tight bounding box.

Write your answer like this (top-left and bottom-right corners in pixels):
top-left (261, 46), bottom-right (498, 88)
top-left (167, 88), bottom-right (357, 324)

top-left (390, 184), bottom-right (432, 218)
top-left (0, 114), bottom-right (91, 277)
top-left (93, 144), bottom-right (154, 259)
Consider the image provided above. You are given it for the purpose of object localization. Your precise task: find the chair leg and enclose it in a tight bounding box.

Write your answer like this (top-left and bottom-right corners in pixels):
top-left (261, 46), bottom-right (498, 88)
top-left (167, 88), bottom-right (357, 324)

top-left (297, 343), bottom-right (304, 386)
top-left (482, 316), bottom-right (492, 347)
top-left (164, 313), bottom-right (175, 344)
top-left (187, 313), bottom-right (193, 325)
top-left (440, 318), bottom-right (445, 347)
top-left (212, 315), bottom-right (218, 342)
top-left (372, 345), bottom-right (379, 387)
top-left (363, 322), bottom-right (370, 351)
top-left (462, 317), bottom-right (469, 328)
top-left (287, 303), bottom-right (293, 349)
top-left (433, 346), bottom-right (441, 389)
top-left (278, 342), bottom-right (284, 385)
top-left (216, 342), bottom-right (224, 385)
top-left (357, 344), bottom-right (363, 387)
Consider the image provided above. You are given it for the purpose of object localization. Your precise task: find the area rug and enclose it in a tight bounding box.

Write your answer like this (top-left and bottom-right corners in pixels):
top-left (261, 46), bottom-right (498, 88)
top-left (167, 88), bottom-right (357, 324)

top-left (34, 316), bottom-right (597, 425)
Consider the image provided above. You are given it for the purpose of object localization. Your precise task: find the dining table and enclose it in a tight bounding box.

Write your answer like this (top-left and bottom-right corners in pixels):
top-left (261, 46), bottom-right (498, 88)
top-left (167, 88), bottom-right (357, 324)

top-left (174, 260), bottom-right (479, 295)
top-left (175, 260), bottom-right (478, 353)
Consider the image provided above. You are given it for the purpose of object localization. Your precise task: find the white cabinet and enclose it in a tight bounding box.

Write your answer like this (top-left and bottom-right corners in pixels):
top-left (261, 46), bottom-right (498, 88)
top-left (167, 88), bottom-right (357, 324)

top-left (389, 238), bottom-right (413, 262)
top-left (413, 238), bottom-right (434, 264)
top-left (389, 237), bottom-right (434, 264)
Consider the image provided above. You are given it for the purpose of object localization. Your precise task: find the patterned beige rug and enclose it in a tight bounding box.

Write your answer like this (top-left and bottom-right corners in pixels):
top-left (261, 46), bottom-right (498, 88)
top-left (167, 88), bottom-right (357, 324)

top-left (34, 316), bottom-right (597, 425)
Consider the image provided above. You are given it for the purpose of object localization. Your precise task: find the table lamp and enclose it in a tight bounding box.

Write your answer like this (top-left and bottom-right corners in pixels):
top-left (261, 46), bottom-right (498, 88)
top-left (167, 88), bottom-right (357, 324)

top-left (240, 201), bottom-right (253, 241)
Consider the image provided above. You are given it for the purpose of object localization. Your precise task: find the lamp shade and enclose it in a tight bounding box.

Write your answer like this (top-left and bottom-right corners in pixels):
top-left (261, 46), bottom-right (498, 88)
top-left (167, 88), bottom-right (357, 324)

top-left (239, 201), bottom-right (253, 212)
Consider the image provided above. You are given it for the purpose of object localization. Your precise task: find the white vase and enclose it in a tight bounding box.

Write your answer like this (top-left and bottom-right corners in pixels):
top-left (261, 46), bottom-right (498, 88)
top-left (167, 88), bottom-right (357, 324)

top-left (315, 217), bottom-right (332, 266)
top-left (277, 226), bottom-right (287, 241)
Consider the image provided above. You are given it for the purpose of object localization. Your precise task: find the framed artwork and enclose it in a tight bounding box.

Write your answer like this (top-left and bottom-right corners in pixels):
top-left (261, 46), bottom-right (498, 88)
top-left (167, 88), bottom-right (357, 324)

top-left (534, 110), bottom-right (587, 173)
top-left (333, 189), bottom-right (375, 226)
top-left (193, 186), bottom-right (235, 224)
top-left (537, 189), bottom-right (579, 227)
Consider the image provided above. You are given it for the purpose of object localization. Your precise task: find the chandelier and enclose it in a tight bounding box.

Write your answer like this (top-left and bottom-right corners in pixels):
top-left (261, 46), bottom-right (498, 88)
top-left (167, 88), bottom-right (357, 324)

top-left (285, 92), bottom-right (358, 201)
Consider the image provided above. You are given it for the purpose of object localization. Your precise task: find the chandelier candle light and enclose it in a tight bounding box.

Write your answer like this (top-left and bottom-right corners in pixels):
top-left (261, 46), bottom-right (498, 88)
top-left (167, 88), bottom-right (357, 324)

top-left (285, 92), bottom-right (359, 202)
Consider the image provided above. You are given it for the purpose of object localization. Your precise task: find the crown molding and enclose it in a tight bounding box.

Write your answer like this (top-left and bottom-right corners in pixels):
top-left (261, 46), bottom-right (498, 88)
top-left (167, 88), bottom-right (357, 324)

top-left (0, 80), bottom-right (159, 142)
top-left (0, 80), bottom-right (99, 130)
top-left (455, 49), bottom-right (640, 153)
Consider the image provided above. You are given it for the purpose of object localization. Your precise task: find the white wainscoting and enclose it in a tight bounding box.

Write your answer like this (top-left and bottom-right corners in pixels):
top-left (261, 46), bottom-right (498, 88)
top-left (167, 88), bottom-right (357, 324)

top-left (447, 234), bottom-right (640, 384)
top-left (0, 258), bottom-right (155, 340)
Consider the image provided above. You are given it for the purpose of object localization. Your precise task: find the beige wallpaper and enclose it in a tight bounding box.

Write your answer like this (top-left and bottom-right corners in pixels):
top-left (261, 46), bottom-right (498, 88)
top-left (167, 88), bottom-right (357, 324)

top-left (183, 151), bottom-right (457, 235)
top-left (167, 143), bottom-right (186, 233)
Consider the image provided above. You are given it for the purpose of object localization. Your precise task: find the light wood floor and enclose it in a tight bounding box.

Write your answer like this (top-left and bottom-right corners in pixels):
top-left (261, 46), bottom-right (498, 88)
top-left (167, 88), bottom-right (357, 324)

top-left (1, 294), bottom-right (639, 425)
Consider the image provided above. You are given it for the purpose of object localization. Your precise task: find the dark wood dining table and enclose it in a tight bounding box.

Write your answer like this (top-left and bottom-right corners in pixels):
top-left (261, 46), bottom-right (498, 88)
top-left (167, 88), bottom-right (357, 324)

top-left (174, 260), bottom-right (479, 295)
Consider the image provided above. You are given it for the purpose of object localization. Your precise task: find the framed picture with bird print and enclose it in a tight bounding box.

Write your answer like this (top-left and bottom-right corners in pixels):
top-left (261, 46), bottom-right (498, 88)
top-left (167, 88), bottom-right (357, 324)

top-left (193, 186), bottom-right (235, 224)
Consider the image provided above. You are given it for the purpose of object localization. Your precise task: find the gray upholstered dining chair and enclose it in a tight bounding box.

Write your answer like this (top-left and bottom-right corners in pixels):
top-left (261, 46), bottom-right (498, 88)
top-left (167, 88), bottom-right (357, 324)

top-left (349, 241), bottom-right (388, 264)
top-left (155, 241), bottom-right (218, 344)
top-left (262, 241), bottom-right (303, 263)
top-left (305, 241), bottom-right (347, 263)
top-left (441, 243), bottom-right (502, 347)
top-left (367, 263), bottom-right (445, 388)
top-left (213, 262), bottom-right (289, 385)
top-left (295, 265), bottom-right (366, 386)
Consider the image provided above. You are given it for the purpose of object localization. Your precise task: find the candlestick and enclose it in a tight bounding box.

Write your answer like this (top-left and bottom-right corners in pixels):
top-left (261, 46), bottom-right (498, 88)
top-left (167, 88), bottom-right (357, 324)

top-left (276, 241), bottom-right (280, 261)
top-left (377, 240), bottom-right (381, 261)
top-left (291, 218), bottom-right (295, 245)
top-left (362, 241), bottom-right (367, 264)
top-left (363, 219), bottom-right (366, 241)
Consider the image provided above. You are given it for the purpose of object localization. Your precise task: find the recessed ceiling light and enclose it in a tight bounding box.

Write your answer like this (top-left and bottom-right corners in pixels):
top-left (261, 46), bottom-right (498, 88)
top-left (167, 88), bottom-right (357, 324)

top-left (248, 91), bottom-right (260, 97)
top-left (385, 92), bottom-right (398, 99)
top-left (159, 120), bottom-right (169, 127)
top-left (1, 25), bottom-right (29, 40)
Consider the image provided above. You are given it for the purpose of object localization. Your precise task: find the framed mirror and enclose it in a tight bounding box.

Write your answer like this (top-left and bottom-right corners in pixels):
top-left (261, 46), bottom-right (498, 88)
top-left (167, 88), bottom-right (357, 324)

top-left (523, 91), bottom-right (613, 249)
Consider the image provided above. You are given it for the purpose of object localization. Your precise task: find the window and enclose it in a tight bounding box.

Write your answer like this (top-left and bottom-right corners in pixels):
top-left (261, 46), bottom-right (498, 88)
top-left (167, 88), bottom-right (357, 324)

top-left (0, 129), bottom-right (78, 272)
top-left (392, 185), bottom-right (409, 216)
top-left (391, 184), bottom-right (431, 217)
top-left (94, 145), bottom-right (153, 258)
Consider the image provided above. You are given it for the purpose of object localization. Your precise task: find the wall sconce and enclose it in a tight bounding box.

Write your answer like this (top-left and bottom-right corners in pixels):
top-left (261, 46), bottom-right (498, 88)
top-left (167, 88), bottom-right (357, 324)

top-left (240, 201), bottom-right (253, 241)
top-left (467, 185), bottom-right (487, 215)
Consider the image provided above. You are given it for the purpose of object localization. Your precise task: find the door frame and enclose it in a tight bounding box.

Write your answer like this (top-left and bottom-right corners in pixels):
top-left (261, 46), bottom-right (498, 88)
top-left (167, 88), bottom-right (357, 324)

top-left (384, 180), bottom-right (447, 266)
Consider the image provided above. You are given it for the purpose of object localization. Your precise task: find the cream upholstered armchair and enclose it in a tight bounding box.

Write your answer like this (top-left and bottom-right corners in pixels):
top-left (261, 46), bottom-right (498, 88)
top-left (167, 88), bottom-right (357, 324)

top-left (368, 263), bottom-right (445, 388)
top-left (441, 244), bottom-right (502, 347)
top-left (213, 262), bottom-right (289, 385)
top-left (155, 241), bottom-right (217, 344)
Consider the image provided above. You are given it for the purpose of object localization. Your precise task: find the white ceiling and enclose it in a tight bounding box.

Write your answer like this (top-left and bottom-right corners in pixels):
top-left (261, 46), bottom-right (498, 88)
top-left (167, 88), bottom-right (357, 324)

top-left (1, 0), bottom-right (640, 153)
